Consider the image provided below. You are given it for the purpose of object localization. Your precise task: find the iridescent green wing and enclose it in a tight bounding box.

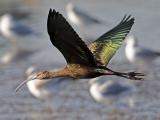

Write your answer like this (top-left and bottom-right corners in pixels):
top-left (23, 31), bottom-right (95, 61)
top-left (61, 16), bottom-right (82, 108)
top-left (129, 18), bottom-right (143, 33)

top-left (47, 9), bottom-right (96, 66)
top-left (89, 15), bottom-right (134, 66)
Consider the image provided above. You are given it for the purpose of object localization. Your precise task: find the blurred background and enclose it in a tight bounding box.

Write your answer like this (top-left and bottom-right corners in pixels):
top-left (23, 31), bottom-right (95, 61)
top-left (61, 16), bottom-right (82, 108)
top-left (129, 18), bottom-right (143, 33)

top-left (1, 0), bottom-right (160, 119)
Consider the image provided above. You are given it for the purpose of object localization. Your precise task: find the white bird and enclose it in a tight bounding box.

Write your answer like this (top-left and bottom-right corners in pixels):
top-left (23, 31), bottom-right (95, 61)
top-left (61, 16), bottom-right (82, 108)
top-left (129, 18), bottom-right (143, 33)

top-left (125, 35), bottom-right (160, 71)
top-left (0, 14), bottom-right (38, 41)
top-left (0, 14), bottom-right (40, 65)
top-left (25, 66), bottom-right (73, 109)
top-left (66, 2), bottom-right (102, 26)
top-left (89, 77), bottom-right (136, 108)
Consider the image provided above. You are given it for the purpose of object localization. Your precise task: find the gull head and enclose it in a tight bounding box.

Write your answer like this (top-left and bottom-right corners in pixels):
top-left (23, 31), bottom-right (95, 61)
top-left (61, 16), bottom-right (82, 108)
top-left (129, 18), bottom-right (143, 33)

top-left (125, 35), bottom-right (138, 47)
top-left (66, 2), bottom-right (74, 11)
top-left (0, 14), bottom-right (14, 26)
top-left (1, 14), bottom-right (13, 21)
top-left (0, 14), bottom-right (15, 37)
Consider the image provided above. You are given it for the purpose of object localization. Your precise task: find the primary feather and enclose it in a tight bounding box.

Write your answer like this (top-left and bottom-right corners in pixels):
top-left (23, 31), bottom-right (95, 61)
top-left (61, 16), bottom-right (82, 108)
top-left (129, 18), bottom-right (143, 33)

top-left (89, 15), bottom-right (134, 66)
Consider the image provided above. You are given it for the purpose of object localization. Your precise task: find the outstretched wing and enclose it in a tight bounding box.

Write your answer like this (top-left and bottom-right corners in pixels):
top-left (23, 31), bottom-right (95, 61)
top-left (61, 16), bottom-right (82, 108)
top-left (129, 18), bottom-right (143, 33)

top-left (47, 9), bottom-right (96, 66)
top-left (88, 15), bottom-right (134, 66)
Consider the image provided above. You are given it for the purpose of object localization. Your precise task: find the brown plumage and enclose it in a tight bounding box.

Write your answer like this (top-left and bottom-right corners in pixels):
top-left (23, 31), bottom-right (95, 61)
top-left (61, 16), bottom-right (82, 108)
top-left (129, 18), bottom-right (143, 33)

top-left (16, 9), bottom-right (144, 92)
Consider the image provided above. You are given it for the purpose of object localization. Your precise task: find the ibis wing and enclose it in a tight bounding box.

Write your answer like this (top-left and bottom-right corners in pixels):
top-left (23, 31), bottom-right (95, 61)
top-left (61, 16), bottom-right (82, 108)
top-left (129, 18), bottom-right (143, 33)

top-left (47, 9), bottom-right (96, 66)
top-left (89, 15), bottom-right (134, 66)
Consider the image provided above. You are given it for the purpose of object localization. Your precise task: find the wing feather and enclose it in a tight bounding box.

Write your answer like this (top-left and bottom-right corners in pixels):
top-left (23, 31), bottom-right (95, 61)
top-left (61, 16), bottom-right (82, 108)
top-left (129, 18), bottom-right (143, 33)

top-left (89, 15), bottom-right (134, 65)
top-left (47, 9), bottom-right (96, 66)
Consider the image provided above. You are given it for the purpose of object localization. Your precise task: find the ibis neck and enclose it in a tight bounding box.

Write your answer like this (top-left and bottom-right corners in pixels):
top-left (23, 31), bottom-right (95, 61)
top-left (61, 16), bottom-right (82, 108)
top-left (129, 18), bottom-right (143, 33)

top-left (44, 68), bottom-right (71, 79)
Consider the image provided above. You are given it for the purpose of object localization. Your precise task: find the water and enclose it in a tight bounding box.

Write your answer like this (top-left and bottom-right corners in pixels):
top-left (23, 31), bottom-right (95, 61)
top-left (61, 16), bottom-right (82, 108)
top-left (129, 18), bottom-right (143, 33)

top-left (0, 0), bottom-right (160, 119)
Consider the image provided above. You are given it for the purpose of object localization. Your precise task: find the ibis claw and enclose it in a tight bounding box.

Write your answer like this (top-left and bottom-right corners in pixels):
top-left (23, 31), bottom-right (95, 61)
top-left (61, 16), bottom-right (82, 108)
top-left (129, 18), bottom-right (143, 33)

top-left (127, 71), bottom-right (145, 80)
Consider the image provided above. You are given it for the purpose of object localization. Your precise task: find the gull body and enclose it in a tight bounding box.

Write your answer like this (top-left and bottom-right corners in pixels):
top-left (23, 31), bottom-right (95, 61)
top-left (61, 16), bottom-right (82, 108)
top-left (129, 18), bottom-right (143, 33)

top-left (125, 35), bottom-right (160, 70)
top-left (0, 14), bottom-right (37, 39)
top-left (66, 2), bottom-right (102, 26)
top-left (0, 14), bottom-right (40, 64)
top-left (27, 78), bottom-right (51, 99)
top-left (89, 78), bottom-right (136, 108)
top-left (27, 77), bottom-right (71, 100)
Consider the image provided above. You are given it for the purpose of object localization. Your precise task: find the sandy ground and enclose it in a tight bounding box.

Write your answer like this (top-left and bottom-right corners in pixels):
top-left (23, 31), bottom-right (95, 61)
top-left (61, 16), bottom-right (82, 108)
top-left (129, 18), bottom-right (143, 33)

top-left (1, 60), bottom-right (160, 120)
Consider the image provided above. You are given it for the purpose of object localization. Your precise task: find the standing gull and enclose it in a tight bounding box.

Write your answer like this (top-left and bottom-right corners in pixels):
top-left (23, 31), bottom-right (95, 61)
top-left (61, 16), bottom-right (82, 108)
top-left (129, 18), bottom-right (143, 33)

top-left (89, 78), bottom-right (136, 108)
top-left (0, 14), bottom-right (39, 64)
top-left (66, 2), bottom-right (102, 26)
top-left (16, 9), bottom-right (144, 91)
top-left (26, 66), bottom-right (73, 110)
top-left (26, 66), bottom-right (72, 99)
top-left (0, 14), bottom-right (38, 41)
top-left (66, 2), bottom-right (103, 39)
top-left (125, 35), bottom-right (160, 71)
